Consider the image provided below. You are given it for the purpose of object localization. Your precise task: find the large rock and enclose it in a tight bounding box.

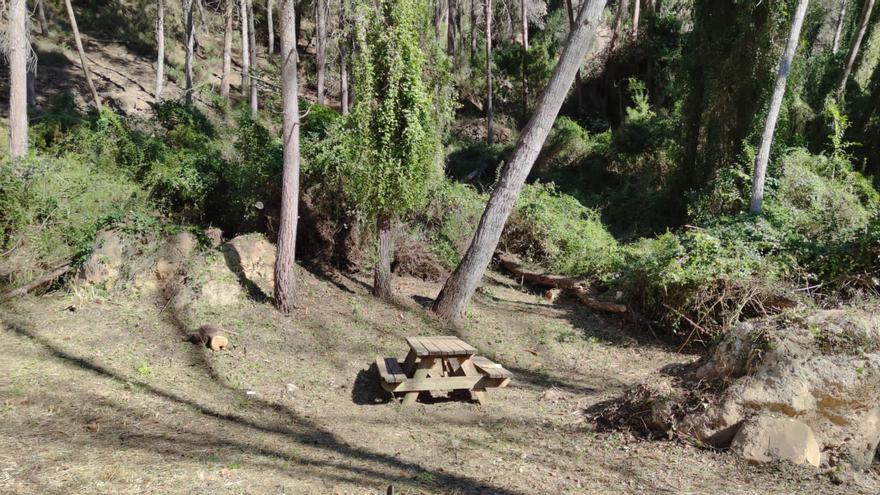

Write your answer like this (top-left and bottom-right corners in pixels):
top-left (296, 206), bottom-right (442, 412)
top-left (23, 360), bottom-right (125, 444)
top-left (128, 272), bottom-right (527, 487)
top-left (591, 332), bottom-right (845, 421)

top-left (680, 308), bottom-right (880, 470)
top-left (78, 230), bottom-right (125, 286)
top-left (222, 234), bottom-right (276, 297)
top-left (730, 415), bottom-right (821, 467)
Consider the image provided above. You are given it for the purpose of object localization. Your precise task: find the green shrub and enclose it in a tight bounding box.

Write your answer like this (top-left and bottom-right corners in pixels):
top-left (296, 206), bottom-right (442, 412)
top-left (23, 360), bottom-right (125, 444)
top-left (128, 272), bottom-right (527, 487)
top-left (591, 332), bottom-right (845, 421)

top-left (417, 181), bottom-right (487, 266)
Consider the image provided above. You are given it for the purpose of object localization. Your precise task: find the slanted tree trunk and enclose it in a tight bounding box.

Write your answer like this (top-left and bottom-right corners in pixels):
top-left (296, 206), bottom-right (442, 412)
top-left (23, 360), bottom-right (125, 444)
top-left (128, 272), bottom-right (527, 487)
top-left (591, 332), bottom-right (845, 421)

top-left (565, 0), bottom-right (584, 117)
top-left (520, 0), bottom-right (528, 114)
top-left (267, 0), bottom-right (275, 54)
top-left (8, 0), bottom-right (29, 158)
top-left (632, 0), bottom-right (640, 36)
top-left (316, 0), bottom-right (327, 105)
top-left (184, 0), bottom-right (195, 104)
top-left (448, 0), bottom-right (457, 58)
top-left (220, 0), bottom-right (234, 98)
top-left (340, 0), bottom-right (349, 114)
top-left (485, 0), bottom-right (493, 145)
top-left (749, 0), bottom-right (810, 214)
top-left (274, 0), bottom-right (301, 314)
top-left (155, 0), bottom-right (165, 101)
top-left (431, 0), bottom-right (607, 321)
top-left (373, 214), bottom-right (393, 300)
top-left (64, 0), bottom-right (102, 109)
top-left (832, 0), bottom-right (848, 54)
top-left (837, 0), bottom-right (875, 95)
top-left (248, 0), bottom-right (258, 117)
top-left (36, 0), bottom-right (49, 36)
top-left (241, 0), bottom-right (251, 100)
top-left (610, 0), bottom-right (627, 51)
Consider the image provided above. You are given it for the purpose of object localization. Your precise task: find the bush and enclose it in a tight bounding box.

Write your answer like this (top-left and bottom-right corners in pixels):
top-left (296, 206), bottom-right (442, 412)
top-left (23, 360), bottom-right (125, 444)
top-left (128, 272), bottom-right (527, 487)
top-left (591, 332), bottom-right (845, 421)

top-left (416, 181), bottom-right (487, 266)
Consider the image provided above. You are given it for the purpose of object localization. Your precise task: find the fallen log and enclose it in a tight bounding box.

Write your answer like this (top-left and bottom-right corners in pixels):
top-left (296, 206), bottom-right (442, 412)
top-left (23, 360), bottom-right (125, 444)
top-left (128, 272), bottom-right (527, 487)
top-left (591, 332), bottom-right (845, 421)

top-left (189, 324), bottom-right (229, 351)
top-left (494, 251), bottom-right (626, 313)
top-left (1, 260), bottom-right (74, 299)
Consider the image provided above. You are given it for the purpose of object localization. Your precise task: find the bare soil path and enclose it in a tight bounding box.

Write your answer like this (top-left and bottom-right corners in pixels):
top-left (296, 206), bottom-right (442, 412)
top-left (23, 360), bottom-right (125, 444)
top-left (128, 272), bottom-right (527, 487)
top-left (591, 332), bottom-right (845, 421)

top-left (1, 269), bottom-right (877, 494)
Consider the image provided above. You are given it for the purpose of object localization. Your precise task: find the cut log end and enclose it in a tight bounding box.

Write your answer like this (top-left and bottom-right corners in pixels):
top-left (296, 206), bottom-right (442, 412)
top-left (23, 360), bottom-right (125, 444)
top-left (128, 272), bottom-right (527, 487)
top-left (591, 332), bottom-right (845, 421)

top-left (209, 335), bottom-right (229, 351)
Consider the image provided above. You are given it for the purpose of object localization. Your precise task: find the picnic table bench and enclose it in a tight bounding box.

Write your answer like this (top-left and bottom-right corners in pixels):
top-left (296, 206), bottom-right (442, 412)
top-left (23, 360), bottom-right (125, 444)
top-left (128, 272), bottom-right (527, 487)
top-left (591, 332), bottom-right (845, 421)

top-left (376, 336), bottom-right (512, 405)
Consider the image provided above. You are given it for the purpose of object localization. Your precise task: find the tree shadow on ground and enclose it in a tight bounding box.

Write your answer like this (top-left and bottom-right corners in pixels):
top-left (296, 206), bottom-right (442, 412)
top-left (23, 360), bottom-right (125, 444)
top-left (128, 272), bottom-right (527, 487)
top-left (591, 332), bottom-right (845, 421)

top-left (1, 316), bottom-right (530, 495)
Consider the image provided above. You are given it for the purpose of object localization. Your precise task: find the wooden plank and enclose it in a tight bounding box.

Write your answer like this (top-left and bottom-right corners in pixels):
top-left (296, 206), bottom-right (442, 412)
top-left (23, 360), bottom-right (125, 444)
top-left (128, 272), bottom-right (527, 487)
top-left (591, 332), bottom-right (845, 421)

top-left (418, 337), bottom-right (445, 356)
top-left (406, 337), bottom-right (431, 357)
top-left (386, 375), bottom-right (509, 393)
top-left (402, 349), bottom-right (417, 376)
top-left (436, 336), bottom-right (471, 355)
top-left (375, 356), bottom-right (407, 383)
top-left (459, 357), bottom-right (489, 404)
top-left (472, 356), bottom-right (512, 379)
top-left (401, 357), bottom-right (435, 405)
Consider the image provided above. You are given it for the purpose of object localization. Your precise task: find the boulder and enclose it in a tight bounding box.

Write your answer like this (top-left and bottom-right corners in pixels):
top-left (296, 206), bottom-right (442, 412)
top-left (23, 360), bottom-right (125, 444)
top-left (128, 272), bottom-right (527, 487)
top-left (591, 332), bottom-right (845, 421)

top-left (222, 234), bottom-right (276, 297)
top-left (78, 230), bottom-right (124, 286)
top-left (730, 415), bottom-right (821, 467)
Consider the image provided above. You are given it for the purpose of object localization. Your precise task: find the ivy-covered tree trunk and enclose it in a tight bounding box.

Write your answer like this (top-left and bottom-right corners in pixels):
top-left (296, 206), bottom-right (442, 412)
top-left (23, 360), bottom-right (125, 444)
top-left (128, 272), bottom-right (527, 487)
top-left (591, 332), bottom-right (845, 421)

top-left (220, 0), bottom-right (234, 98)
top-left (274, 0), bottom-right (301, 314)
top-left (64, 0), bottom-right (102, 109)
top-left (241, 0), bottom-right (251, 100)
top-left (316, 0), bottom-right (327, 105)
top-left (8, 0), bottom-right (28, 158)
top-left (37, 0), bottom-right (49, 36)
top-left (485, 0), bottom-right (493, 145)
top-left (184, 0), bottom-right (195, 105)
top-left (373, 214), bottom-right (393, 299)
top-left (838, 0), bottom-right (876, 95)
top-left (749, 0), bottom-right (810, 214)
top-left (432, 0), bottom-right (607, 322)
top-left (832, 0), bottom-right (849, 54)
top-left (248, 0), bottom-right (259, 117)
top-left (155, 0), bottom-right (165, 101)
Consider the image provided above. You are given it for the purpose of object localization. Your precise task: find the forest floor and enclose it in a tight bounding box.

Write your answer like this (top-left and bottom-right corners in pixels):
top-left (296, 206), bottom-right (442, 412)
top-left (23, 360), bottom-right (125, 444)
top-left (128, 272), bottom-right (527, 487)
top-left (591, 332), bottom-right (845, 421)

top-left (2, 267), bottom-right (879, 494)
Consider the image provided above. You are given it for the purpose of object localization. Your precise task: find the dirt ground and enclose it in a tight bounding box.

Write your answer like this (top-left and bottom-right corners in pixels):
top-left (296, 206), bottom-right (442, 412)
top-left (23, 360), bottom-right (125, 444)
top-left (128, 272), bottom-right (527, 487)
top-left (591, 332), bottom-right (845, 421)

top-left (1, 268), bottom-right (879, 494)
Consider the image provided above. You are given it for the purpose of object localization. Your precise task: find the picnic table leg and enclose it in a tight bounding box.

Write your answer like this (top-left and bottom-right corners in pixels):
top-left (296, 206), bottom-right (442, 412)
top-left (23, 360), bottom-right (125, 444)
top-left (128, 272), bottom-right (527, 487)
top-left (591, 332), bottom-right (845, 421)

top-left (401, 356), bottom-right (435, 406)
top-left (459, 357), bottom-right (489, 405)
top-left (402, 349), bottom-right (418, 376)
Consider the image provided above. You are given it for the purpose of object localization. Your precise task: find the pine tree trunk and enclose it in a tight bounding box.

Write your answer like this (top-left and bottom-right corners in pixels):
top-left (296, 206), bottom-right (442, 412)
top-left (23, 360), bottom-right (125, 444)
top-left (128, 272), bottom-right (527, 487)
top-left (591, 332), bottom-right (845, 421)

top-left (274, 0), bottom-right (301, 314)
top-left (610, 0), bottom-right (627, 51)
top-left (184, 0), bottom-right (195, 104)
top-left (432, 0), bottom-right (607, 322)
top-left (521, 0), bottom-right (528, 114)
top-left (267, 0), bottom-right (275, 54)
top-left (316, 0), bottom-right (327, 105)
top-left (9, 0), bottom-right (28, 158)
top-left (832, 0), bottom-right (848, 54)
top-left (749, 0), bottom-right (810, 214)
top-left (838, 0), bottom-right (875, 95)
top-left (248, 0), bottom-right (258, 117)
top-left (64, 0), bottom-right (102, 109)
top-left (220, 0), bottom-right (234, 98)
top-left (241, 0), bottom-right (251, 100)
top-left (485, 0), bottom-right (493, 145)
top-left (340, 0), bottom-right (349, 115)
top-left (37, 0), bottom-right (49, 36)
top-left (27, 63), bottom-right (37, 108)
top-left (373, 214), bottom-right (393, 300)
top-left (632, 0), bottom-right (640, 36)
top-left (448, 0), bottom-right (457, 58)
top-left (470, 0), bottom-right (477, 63)
top-left (156, 0), bottom-right (165, 102)
top-left (565, 0), bottom-right (584, 117)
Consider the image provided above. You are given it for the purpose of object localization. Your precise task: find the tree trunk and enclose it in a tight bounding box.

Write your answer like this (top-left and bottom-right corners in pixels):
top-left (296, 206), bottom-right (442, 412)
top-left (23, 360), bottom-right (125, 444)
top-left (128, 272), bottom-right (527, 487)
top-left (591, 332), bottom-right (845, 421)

top-left (220, 0), bottom-right (234, 98)
top-left (470, 0), bottom-right (477, 63)
top-left (156, 0), bottom-right (165, 101)
top-left (565, 0), bottom-right (584, 117)
top-left (274, 0), bottom-right (301, 314)
top-left (64, 0), bottom-right (102, 109)
top-left (36, 0), bottom-right (49, 36)
top-left (373, 214), bottom-right (393, 300)
top-left (632, 0), bottom-right (640, 36)
top-left (241, 0), bottom-right (251, 100)
top-left (521, 0), bottom-right (528, 114)
top-left (832, 0), bottom-right (848, 54)
top-left (267, 0), bottom-right (275, 54)
top-left (8, 0), bottom-right (28, 158)
top-left (340, 0), bottom-right (349, 115)
top-left (248, 0), bottom-right (258, 117)
top-left (316, 0), bottom-right (327, 105)
top-left (749, 0), bottom-right (810, 214)
top-left (184, 0), bottom-right (195, 104)
top-left (448, 0), bottom-right (457, 58)
top-left (485, 0), bottom-right (493, 145)
top-left (27, 63), bottom-right (36, 108)
top-left (610, 0), bottom-right (627, 51)
top-left (431, 0), bottom-right (607, 321)
top-left (837, 0), bottom-right (875, 95)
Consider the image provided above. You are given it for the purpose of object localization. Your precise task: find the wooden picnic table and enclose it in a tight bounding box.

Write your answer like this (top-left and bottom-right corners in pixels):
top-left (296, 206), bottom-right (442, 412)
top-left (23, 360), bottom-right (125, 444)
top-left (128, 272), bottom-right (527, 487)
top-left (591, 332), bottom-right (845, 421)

top-left (376, 336), bottom-right (511, 405)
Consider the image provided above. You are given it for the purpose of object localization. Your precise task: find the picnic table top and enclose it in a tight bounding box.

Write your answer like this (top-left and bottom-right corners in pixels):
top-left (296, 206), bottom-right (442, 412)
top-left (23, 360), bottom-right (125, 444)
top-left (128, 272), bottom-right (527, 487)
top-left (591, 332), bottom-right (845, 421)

top-left (405, 336), bottom-right (478, 357)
